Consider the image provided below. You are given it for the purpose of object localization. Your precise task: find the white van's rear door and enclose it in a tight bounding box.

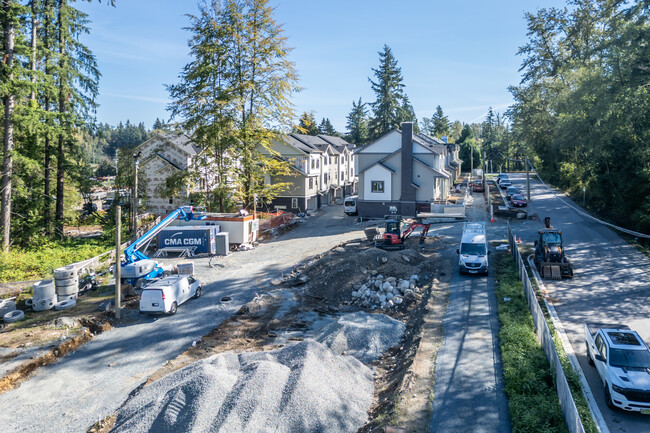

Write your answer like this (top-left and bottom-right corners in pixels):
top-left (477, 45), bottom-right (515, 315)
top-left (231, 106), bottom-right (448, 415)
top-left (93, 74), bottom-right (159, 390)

top-left (139, 289), bottom-right (165, 313)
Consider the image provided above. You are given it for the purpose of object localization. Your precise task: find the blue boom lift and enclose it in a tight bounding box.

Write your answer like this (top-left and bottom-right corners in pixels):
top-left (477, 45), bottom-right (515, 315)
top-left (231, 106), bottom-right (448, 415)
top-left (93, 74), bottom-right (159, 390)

top-left (120, 205), bottom-right (205, 288)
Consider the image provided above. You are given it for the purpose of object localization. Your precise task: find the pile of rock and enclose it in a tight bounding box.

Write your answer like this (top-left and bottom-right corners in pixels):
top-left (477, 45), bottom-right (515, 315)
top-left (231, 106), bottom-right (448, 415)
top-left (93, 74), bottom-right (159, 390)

top-left (350, 273), bottom-right (420, 310)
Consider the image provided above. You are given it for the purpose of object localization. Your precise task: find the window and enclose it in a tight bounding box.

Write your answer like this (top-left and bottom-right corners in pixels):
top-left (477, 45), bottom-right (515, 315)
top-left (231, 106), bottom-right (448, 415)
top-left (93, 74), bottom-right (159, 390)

top-left (371, 181), bottom-right (384, 193)
top-left (291, 198), bottom-right (298, 208)
top-left (316, 159), bottom-right (320, 169)
top-left (350, 168), bottom-right (354, 176)
top-left (309, 178), bottom-right (313, 189)
top-left (169, 198), bottom-right (173, 204)
top-left (335, 156), bottom-right (338, 164)
top-left (311, 159), bottom-right (315, 169)
top-left (340, 171), bottom-right (343, 180)
top-left (324, 157), bottom-right (327, 165)
top-left (324, 173), bottom-right (328, 183)
top-left (330, 156), bottom-right (333, 164)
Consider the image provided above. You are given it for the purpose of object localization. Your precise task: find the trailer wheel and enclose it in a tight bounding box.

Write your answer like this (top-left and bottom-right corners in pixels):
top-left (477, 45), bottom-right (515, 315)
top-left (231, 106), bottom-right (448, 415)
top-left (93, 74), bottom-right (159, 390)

top-left (194, 287), bottom-right (202, 299)
top-left (168, 302), bottom-right (177, 315)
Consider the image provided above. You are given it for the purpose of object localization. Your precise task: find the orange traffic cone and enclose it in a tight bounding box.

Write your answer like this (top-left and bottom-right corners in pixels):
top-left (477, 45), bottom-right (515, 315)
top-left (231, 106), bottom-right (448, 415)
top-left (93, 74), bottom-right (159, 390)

top-left (518, 236), bottom-right (522, 243)
top-left (490, 217), bottom-right (494, 223)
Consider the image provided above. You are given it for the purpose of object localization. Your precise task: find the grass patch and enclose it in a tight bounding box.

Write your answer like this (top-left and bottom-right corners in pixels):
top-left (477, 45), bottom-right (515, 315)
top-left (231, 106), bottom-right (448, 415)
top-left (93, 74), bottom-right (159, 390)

top-left (496, 252), bottom-right (598, 433)
top-left (495, 253), bottom-right (568, 433)
top-left (0, 237), bottom-right (118, 283)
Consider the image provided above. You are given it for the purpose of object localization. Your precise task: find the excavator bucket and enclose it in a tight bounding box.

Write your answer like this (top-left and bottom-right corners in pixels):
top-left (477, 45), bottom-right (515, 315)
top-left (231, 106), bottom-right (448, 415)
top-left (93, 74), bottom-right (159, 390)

top-left (550, 265), bottom-right (562, 280)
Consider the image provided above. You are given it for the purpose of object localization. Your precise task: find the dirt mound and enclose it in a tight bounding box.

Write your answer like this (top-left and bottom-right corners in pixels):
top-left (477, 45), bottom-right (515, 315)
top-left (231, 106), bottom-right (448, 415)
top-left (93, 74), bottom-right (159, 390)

top-left (301, 246), bottom-right (433, 305)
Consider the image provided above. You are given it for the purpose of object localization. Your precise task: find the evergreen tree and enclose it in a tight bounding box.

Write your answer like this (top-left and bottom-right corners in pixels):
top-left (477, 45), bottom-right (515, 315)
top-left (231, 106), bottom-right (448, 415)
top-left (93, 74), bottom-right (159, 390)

top-left (168, 0), bottom-right (298, 210)
top-left (398, 95), bottom-right (419, 133)
top-left (293, 111), bottom-right (319, 135)
top-left (53, 0), bottom-right (100, 234)
top-left (431, 105), bottom-right (450, 138)
top-left (345, 97), bottom-right (369, 145)
top-left (318, 117), bottom-right (337, 136)
top-left (367, 45), bottom-right (406, 140)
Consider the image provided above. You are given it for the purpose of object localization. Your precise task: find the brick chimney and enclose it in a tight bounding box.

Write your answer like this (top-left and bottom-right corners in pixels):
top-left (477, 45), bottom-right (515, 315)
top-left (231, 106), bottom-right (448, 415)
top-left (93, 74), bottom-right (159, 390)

top-left (400, 122), bottom-right (416, 216)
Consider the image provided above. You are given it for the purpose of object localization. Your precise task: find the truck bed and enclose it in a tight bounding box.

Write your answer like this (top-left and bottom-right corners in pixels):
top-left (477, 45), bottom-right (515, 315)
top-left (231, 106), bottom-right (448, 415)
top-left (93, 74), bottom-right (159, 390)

top-left (585, 322), bottom-right (630, 338)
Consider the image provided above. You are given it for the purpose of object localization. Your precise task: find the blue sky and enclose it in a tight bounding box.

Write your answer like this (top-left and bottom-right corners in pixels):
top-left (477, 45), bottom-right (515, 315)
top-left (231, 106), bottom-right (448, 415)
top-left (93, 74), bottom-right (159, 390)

top-left (77, 0), bottom-right (567, 132)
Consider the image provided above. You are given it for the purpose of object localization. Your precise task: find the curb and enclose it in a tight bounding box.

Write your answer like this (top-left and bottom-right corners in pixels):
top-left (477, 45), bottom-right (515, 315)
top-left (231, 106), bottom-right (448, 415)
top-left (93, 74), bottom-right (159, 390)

top-left (526, 254), bottom-right (609, 433)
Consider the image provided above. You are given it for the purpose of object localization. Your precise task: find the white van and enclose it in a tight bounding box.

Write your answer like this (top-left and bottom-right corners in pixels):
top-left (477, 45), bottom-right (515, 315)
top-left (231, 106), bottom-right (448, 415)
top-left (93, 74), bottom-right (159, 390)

top-left (457, 222), bottom-right (490, 275)
top-left (344, 196), bottom-right (358, 216)
top-left (139, 275), bottom-right (201, 315)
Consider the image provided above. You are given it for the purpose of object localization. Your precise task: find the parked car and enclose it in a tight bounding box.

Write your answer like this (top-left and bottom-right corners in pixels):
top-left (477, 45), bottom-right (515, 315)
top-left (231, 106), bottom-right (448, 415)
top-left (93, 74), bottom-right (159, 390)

top-left (510, 194), bottom-right (527, 207)
top-left (473, 180), bottom-right (484, 192)
top-left (500, 179), bottom-right (512, 189)
top-left (496, 173), bottom-right (509, 184)
top-left (506, 186), bottom-right (521, 199)
top-left (585, 323), bottom-right (650, 413)
top-left (139, 274), bottom-right (201, 315)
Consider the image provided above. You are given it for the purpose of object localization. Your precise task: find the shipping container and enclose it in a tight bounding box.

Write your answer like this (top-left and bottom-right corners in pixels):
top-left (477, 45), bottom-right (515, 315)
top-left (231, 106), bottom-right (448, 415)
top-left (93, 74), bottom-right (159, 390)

top-left (157, 226), bottom-right (219, 255)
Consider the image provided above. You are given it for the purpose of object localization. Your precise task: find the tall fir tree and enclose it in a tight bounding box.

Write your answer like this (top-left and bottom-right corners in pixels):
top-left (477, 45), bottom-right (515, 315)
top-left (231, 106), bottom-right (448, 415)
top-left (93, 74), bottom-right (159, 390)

top-left (431, 105), bottom-right (450, 138)
top-left (367, 45), bottom-right (406, 141)
top-left (345, 97), bottom-right (369, 145)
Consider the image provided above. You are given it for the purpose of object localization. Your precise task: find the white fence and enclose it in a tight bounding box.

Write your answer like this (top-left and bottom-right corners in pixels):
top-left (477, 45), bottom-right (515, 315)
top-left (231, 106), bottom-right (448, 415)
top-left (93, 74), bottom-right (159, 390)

top-left (507, 223), bottom-right (586, 433)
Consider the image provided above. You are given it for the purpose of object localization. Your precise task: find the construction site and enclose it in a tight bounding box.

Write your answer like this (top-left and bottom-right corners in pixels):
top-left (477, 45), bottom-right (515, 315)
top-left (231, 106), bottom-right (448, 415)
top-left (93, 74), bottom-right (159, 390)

top-left (0, 187), bottom-right (474, 433)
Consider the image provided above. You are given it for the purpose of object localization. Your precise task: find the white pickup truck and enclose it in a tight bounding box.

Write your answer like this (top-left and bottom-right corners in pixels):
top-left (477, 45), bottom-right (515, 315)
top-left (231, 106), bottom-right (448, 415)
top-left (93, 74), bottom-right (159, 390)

top-left (585, 323), bottom-right (650, 413)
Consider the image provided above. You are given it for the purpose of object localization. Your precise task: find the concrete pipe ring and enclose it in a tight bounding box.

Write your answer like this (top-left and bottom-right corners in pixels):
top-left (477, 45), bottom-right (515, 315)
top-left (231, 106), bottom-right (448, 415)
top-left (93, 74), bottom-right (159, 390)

top-left (53, 266), bottom-right (77, 279)
top-left (55, 283), bottom-right (79, 296)
top-left (3, 310), bottom-right (25, 323)
top-left (54, 299), bottom-right (77, 311)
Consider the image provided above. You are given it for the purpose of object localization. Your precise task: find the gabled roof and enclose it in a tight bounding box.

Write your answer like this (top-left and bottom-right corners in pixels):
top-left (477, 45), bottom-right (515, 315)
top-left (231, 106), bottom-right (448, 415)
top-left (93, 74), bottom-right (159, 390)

top-left (289, 133), bottom-right (329, 152)
top-left (318, 135), bottom-right (355, 152)
top-left (413, 155), bottom-right (451, 179)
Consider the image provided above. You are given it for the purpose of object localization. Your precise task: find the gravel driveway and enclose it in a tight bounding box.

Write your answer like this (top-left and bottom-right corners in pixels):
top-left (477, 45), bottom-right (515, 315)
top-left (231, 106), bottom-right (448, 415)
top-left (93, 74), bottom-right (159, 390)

top-left (0, 205), bottom-right (364, 433)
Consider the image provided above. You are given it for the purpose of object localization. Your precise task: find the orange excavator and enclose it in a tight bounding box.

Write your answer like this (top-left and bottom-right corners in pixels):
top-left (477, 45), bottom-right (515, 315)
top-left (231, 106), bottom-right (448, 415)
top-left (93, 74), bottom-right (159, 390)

top-left (376, 216), bottom-right (431, 250)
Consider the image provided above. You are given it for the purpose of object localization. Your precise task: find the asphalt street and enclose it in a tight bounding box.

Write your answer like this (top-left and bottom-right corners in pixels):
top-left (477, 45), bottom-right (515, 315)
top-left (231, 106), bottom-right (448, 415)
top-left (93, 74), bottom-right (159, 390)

top-left (506, 173), bottom-right (650, 433)
top-left (429, 193), bottom-right (511, 433)
top-left (0, 204), bottom-right (365, 433)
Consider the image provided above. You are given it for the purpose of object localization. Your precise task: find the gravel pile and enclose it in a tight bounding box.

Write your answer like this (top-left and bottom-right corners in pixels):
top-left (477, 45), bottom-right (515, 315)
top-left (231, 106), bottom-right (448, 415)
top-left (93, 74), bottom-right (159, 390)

top-left (111, 340), bottom-right (373, 433)
top-left (313, 312), bottom-right (406, 364)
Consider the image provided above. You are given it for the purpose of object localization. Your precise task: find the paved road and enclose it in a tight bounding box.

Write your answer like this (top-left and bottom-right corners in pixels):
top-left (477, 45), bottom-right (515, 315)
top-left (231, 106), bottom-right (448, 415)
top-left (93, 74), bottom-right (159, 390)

top-left (506, 173), bottom-right (650, 433)
top-left (0, 205), bottom-right (365, 433)
top-left (429, 194), bottom-right (511, 432)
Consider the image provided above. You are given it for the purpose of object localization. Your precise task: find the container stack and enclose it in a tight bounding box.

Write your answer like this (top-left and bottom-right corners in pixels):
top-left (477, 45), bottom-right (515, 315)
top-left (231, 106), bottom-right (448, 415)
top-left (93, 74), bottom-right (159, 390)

top-left (53, 265), bottom-right (79, 302)
top-left (32, 279), bottom-right (57, 311)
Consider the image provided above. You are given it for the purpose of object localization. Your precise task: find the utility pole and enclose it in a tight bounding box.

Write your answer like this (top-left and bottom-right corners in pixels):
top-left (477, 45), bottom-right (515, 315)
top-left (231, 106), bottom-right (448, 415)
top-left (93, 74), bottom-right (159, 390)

top-left (132, 152), bottom-right (141, 242)
top-left (526, 157), bottom-right (531, 202)
top-left (115, 205), bottom-right (122, 320)
top-left (470, 146), bottom-right (473, 177)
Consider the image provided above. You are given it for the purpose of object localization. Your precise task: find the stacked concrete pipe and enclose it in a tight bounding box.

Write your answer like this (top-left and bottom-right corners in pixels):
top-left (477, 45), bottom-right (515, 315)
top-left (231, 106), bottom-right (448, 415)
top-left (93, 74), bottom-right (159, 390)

top-left (53, 266), bottom-right (79, 303)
